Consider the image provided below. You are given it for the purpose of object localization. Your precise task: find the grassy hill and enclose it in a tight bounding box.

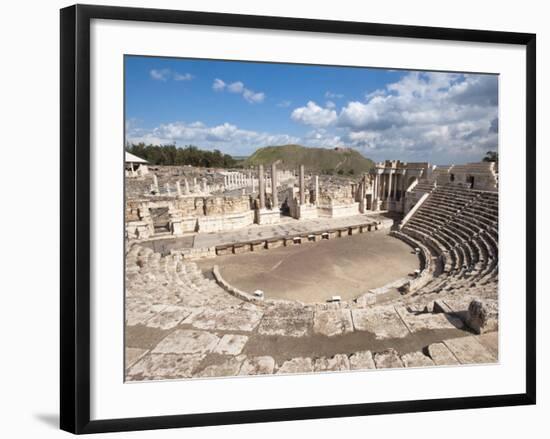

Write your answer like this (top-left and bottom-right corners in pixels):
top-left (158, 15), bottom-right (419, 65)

top-left (242, 144), bottom-right (375, 175)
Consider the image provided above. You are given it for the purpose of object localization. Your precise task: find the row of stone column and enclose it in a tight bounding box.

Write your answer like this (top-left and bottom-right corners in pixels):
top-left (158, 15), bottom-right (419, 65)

top-left (372, 171), bottom-right (407, 205)
top-left (149, 174), bottom-right (213, 196)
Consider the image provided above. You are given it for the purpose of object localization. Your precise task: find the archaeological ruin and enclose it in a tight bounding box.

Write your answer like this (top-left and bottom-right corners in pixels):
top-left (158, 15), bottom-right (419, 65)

top-left (125, 156), bottom-right (499, 381)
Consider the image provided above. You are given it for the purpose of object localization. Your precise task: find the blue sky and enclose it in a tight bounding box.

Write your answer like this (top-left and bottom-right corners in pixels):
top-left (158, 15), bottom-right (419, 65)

top-left (125, 56), bottom-right (498, 164)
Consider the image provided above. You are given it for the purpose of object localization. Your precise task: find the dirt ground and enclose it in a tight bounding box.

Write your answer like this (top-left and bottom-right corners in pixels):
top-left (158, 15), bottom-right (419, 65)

top-left (197, 230), bottom-right (419, 303)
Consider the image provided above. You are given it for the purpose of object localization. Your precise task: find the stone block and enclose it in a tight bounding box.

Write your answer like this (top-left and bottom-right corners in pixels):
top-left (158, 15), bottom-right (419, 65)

top-left (400, 351), bottom-right (435, 368)
top-left (127, 353), bottom-right (204, 380)
top-left (351, 306), bottom-right (409, 339)
top-left (374, 349), bottom-right (404, 369)
top-left (187, 307), bottom-right (264, 332)
top-left (314, 354), bottom-right (350, 372)
top-left (277, 357), bottom-right (314, 374)
top-left (125, 347), bottom-right (148, 370)
top-left (197, 355), bottom-right (246, 378)
top-left (443, 336), bottom-right (497, 364)
top-left (239, 356), bottom-right (276, 376)
top-left (465, 299), bottom-right (499, 334)
top-left (144, 305), bottom-right (192, 330)
top-left (426, 342), bottom-right (460, 366)
top-left (152, 329), bottom-right (219, 354)
top-left (394, 306), bottom-right (464, 333)
top-left (349, 350), bottom-right (375, 370)
top-left (213, 334), bottom-right (249, 355)
top-left (313, 309), bottom-right (354, 337)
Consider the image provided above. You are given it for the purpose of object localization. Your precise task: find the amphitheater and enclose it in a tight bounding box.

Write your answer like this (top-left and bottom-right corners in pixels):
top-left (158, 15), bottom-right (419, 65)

top-left (125, 159), bottom-right (499, 381)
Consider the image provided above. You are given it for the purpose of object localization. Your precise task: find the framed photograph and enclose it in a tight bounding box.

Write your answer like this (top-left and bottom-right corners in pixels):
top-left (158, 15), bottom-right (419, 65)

top-left (60, 4), bottom-right (536, 434)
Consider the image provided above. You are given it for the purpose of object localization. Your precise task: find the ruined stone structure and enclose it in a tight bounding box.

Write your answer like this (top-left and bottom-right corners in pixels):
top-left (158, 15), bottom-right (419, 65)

top-left (125, 159), bottom-right (498, 380)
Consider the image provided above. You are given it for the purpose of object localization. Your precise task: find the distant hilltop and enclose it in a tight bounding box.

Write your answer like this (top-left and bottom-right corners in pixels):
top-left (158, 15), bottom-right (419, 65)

top-left (243, 144), bottom-right (375, 175)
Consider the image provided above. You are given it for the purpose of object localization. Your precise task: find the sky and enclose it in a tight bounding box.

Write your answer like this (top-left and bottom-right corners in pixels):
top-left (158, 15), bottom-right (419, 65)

top-left (125, 56), bottom-right (498, 165)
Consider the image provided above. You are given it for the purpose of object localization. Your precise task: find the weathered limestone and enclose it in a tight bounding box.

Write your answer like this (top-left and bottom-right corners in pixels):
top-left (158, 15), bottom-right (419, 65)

top-left (197, 355), bottom-right (246, 378)
top-left (144, 305), bottom-right (192, 330)
top-left (186, 307), bottom-right (264, 332)
top-left (400, 351), bottom-right (435, 368)
top-left (426, 342), bottom-right (460, 366)
top-left (314, 354), bottom-right (351, 372)
top-left (277, 357), bottom-right (314, 374)
top-left (239, 356), bottom-right (276, 375)
top-left (313, 309), bottom-right (354, 336)
top-left (351, 307), bottom-right (410, 339)
top-left (465, 299), bottom-right (498, 334)
top-left (299, 164), bottom-right (305, 205)
top-left (315, 175), bottom-right (319, 206)
top-left (128, 353), bottom-right (205, 380)
top-left (152, 329), bottom-right (220, 354)
top-left (259, 164), bottom-right (265, 209)
top-left (213, 334), bottom-right (249, 355)
top-left (258, 306), bottom-right (313, 337)
top-left (176, 181), bottom-right (182, 197)
top-left (271, 162), bottom-right (278, 209)
top-left (394, 306), bottom-right (463, 333)
top-left (443, 336), bottom-right (497, 364)
top-left (349, 350), bottom-right (376, 370)
top-left (125, 347), bottom-right (148, 370)
top-left (374, 349), bottom-right (404, 368)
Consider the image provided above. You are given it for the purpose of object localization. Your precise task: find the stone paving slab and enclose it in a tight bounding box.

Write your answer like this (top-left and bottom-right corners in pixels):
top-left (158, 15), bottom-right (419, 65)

top-left (193, 214), bottom-right (390, 249)
top-left (186, 307), bottom-right (264, 332)
top-left (125, 347), bottom-right (148, 370)
top-left (213, 334), bottom-right (249, 355)
top-left (426, 342), bottom-right (460, 366)
top-left (196, 355), bottom-right (246, 378)
top-left (313, 354), bottom-right (350, 372)
top-left (126, 303), bottom-right (167, 326)
top-left (400, 351), bottom-right (435, 368)
top-left (144, 305), bottom-right (193, 330)
top-left (127, 353), bottom-right (204, 380)
top-left (349, 350), bottom-right (376, 370)
top-left (394, 306), bottom-right (464, 333)
top-left (374, 349), bottom-right (404, 369)
top-left (476, 332), bottom-right (499, 358)
top-left (152, 329), bottom-right (219, 354)
top-left (239, 356), bottom-right (276, 376)
top-left (313, 309), bottom-right (354, 337)
top-left (351, 306), bottom-right (410, 339)
top-left (277, 357), bottom-right (314, 374)
top-left (443, 336), bottom-right (497, 364)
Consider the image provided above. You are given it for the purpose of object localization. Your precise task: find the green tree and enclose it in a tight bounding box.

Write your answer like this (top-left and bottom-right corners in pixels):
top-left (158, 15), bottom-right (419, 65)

top-left (482, 151), bottom-right (498, 163)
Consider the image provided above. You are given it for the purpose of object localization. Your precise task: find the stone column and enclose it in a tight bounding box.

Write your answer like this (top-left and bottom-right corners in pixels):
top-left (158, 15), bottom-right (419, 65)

top-left (393, 173), bottom-right (399, 200)
top-left (184, 178), bottom-right (190, 195)
top-left (388, 171), bottom-right (393, 200)
top-left (299, 164), bottom-right (305, 205)
top-left (271, 162), bottom-right (278, 209)
top-left (202, 178), bottom-right (208, 193)
top-left (152, 174), bottom-right (159, 194)
top-left (259, 165), bottom-right (265, 209)
top-left (176, 181), bottom-right (182, 197)
top-left (314, 175), bottom-right (319, 206)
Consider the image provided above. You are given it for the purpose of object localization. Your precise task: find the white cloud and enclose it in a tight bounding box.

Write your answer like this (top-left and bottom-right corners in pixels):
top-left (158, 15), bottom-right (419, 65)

top-left (127, 120), bottom-right (299, 155)
top-left (243, 88), bottom-right (265, 103)
top-left (150, 69), bottom-right (171, 81)
top-left (213, 79), bottom-right (265, 104)
top-left (325, 100), bottom-right (336, 109)
top-left (212, 78), bottom-right (226, 91)
top-left (173, 72), bottom-right (193, 81)
top-left (277, 100), bottom-right (292, 108)
top-left (150, 69), bottom-right (194, 82)
top-left (335, 72), bottom-right (498, 163)
top-left (291, 101), bottom-right (338, 128)
top-left (325, 91), bottom-right (344, 99)
top-left (227, 81), bottom-right (244, 93)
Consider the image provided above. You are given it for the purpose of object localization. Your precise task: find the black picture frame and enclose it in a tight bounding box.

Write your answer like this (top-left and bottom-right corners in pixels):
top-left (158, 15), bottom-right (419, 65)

top-left (60, 4), bottom-right (536, 434)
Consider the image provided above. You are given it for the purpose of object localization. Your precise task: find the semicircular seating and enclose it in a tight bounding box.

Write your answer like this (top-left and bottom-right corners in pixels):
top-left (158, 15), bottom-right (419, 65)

top-left (395, 184), bottom-right (498, 301)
